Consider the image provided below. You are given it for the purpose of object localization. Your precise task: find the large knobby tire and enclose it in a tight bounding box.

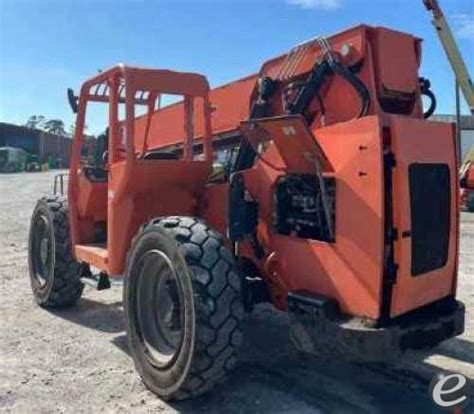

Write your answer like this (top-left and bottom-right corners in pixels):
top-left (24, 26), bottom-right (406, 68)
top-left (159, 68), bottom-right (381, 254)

top-left (124, 217), bottom-right (244, 400)
top-left (28, 196), bottom-right (84, 307)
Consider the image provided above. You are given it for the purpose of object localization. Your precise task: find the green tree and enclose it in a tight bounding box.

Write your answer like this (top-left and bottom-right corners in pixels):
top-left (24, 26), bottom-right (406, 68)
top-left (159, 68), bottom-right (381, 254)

top-left (43, 119), bottom-right (67, 136)
top-left (25, 115), bottom-right (45, 129)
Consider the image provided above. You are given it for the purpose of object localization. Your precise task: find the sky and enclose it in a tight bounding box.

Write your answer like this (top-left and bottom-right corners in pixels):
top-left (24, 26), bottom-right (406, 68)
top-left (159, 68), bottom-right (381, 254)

top-left (0, 0), bottom-right (473, 134)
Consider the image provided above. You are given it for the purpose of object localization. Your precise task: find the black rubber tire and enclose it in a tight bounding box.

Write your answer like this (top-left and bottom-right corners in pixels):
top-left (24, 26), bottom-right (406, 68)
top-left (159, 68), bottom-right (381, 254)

top-left (467, 192), bottom-right (474, 213)
top-left (28, 196), bottom-right (84, 307)
top-left (124, 216), bottom-right (244, 400)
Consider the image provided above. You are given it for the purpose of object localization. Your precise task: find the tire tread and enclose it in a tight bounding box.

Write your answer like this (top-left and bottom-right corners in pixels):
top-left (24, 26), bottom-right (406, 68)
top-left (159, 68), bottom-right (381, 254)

top-left (29, 196), bottom-right (84, 307)
top-left (127, 216), bottom-right (244, 400)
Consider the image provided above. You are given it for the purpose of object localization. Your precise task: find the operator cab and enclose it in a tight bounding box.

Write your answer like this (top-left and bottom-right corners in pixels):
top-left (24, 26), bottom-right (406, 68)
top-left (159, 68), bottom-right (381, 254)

top-left (68, 65), bottom-right (214, 275)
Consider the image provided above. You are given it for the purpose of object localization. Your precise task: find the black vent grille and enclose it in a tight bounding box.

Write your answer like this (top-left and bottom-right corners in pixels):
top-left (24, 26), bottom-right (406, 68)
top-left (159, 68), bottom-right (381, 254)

top-left (409, 163), bottom-right (450, 276)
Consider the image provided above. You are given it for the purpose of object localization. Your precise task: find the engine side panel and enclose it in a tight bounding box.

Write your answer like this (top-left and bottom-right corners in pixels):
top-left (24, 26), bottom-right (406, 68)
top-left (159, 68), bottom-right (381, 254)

top-left (242, 116), bottom-right (385, 319)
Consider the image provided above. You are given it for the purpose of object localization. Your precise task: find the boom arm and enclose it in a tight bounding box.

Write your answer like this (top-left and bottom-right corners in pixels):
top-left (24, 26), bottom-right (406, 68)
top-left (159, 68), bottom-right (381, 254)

top-left (423, 0), bottom-right (474, 113)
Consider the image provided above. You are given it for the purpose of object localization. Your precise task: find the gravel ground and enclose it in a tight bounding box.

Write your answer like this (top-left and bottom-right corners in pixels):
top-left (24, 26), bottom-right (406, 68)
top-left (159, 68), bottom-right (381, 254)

top-left (0, 170), bottom-right (473, 413)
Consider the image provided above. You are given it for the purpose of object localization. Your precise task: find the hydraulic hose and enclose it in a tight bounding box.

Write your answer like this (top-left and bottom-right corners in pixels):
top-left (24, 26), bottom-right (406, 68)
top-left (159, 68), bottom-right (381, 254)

top-left (233, 56), bottom-right (371, 172)
top-left (422, 88), bottom-right (437, 119)
top-left (288, 60), bottom-right (332, 115)
top-left (419, 77), bottom-right (437, 119)
top-left (328, 59), bottom-right (371, 118)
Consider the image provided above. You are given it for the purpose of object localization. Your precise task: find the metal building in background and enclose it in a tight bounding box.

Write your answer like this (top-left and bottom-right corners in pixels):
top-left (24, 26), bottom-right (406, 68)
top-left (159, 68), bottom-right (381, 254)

top-left (432, 115), bottom-right (474, 162)
top-left (0, 122), bottom-right (72, 167)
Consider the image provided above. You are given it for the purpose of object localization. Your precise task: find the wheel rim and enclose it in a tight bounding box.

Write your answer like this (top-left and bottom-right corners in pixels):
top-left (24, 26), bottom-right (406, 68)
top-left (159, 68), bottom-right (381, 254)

top-left (31, 214), bottom-right (53, 288)
top-left (135, 249), bottom-right (185, 369)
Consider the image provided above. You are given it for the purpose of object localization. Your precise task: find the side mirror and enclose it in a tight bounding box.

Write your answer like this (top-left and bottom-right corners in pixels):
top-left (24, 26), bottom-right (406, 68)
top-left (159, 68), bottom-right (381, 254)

top-left (67, 88), bottom-right (78, 114)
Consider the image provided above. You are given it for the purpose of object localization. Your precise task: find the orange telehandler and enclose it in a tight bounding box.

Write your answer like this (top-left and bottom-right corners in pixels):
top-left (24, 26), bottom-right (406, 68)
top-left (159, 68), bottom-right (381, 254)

top-left (28, 24), bottom-right (465, 400)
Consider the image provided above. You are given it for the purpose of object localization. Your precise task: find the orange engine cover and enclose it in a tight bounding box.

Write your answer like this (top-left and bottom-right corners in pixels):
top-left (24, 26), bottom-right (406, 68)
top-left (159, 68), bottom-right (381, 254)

top-left (232, 114), bottom-right (458, 320)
